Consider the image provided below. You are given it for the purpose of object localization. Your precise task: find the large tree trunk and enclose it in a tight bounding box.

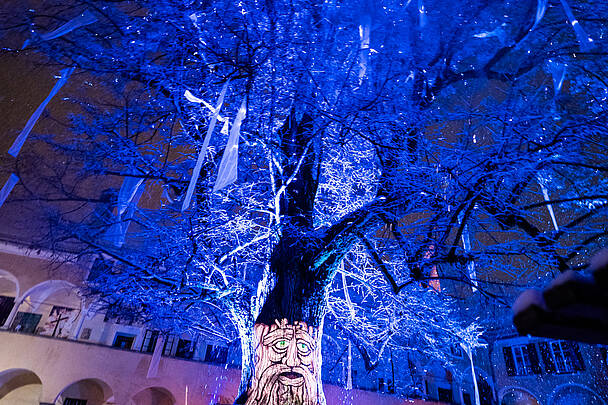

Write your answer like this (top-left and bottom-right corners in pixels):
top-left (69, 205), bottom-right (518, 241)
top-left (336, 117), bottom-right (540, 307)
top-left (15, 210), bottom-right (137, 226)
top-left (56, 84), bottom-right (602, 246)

top-left (236, 110), bottom-right (328, 404)
top-left (236, 229), bottom-right (328, 405)
top-left (231, 106), bottom-right (387, 404)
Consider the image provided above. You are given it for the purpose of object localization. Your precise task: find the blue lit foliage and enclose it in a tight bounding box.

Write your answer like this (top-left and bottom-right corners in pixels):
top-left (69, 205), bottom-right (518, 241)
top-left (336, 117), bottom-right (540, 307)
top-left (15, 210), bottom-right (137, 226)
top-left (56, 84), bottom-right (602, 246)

top-left (6, 0), bottom-right (608, 396)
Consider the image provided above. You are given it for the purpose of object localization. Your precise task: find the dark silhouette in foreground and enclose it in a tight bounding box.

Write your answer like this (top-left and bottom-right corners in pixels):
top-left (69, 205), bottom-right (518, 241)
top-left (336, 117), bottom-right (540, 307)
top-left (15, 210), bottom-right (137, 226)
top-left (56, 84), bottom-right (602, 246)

top-left (514, 250), bottom-right (608, 345)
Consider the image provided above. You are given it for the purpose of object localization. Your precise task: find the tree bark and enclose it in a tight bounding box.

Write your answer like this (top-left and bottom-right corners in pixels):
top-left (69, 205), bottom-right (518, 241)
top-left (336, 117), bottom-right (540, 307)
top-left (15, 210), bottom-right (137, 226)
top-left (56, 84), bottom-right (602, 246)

top-left (235, 110), bottom-right (328, 404)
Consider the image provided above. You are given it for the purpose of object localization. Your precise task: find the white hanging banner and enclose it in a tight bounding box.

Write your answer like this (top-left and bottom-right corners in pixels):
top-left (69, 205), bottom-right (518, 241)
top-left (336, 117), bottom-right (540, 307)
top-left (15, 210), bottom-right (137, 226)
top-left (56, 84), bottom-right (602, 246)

top-left (181, 81), bottom-right (230, 211)
top-left (213, 96), bottom-right (247, 193)
top-left (0, 174), bottom-right (19, 208)
top-left (418, 0), bottom-right (427, 28)
top-left (106, 178), bottom-right (146, 247)
top-left (537, 177), bottom-right (560, 231)
top-left (220, 119), bottom-right (229, 135)
top-left (559, 0), bottom-right (594, 51)
top-left (147, 335), bottom-right (165, 378)
top-left (458, 211), bottom-right (477, 291)
top-left (473, 24), bottom-right (507, 45)
top-left (461, 343), bottom-right (481, 405)
top-left (213, 96), bottom-right (247, 192)
top-left (358, 14), bottom-right (371, 84)
top-left (117, 181), bottom-right (145, 247)
top-left (547, 60), bottom-right (566, 97)
top-left (8, 67), bottom-right (75, 158)
top-left (531, 0), bottom-right (548, 31)
top-left (41, 11), bottom-right (97, 41)
top-left (23, 11), bottom-right (97, 49)
top-left (116, 176), bottom-right (145, 216)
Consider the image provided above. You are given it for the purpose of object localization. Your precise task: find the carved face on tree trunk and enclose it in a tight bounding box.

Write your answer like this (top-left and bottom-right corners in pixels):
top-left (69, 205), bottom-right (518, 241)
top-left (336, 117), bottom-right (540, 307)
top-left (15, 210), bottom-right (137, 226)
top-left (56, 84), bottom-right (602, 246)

top-left (245, 319), bottom-right (324, 405)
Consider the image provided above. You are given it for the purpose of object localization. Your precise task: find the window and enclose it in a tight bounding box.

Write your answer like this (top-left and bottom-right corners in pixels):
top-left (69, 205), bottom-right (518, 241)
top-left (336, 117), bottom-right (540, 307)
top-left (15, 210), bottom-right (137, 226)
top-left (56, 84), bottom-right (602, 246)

top-left (112, 332), bottom-right (135, 349)
top-left (503, 343), bottom-right (541, 376)
top-left (175, 338), bottom-right (194, 359)
top-left (64, 399), bottom-right (87, 405)
top-left (551, 341), bottom-right (577, 373)
top-left (163, 335), bottom-right (176, 356)
top-left (141, 330), bottom-right (159, 353)
top-left (513, 345), bottom-right (533, 375)
top-left (0, 296), bottom-right (15, 325)
top-left (438, 387), bottom-right (453, 403)
top-left (11, 312), bottom-right (42, 334)
top-left (80, 328), bottom-right (92, 340)
top-left (204, 344), bottom-right (228, 364)
top-left (539, 340), bottom-right (585, 374)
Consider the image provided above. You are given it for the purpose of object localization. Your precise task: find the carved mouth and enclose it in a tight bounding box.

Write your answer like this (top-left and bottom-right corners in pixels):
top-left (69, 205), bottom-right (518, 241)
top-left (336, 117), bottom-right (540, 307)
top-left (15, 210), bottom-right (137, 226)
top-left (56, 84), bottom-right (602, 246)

top-left (279, 371), bottom-right (303, 379)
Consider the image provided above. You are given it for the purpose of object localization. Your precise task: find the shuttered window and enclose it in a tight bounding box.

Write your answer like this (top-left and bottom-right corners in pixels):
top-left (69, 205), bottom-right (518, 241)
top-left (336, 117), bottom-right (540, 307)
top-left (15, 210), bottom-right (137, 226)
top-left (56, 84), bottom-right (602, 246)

top-left (540, 340), bottom-right (585, 373)
top-left (64, 399), bottom-right (87, 405)
top-left (503, 343), bottom-right (541, 376)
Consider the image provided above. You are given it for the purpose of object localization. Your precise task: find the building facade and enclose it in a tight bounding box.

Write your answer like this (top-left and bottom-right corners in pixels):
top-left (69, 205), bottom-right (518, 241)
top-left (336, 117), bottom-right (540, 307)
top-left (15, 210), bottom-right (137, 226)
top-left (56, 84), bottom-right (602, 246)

top-left (490, 334), bottom-right (608, 405)
top-left (0, 239), bottom-right (450, 405)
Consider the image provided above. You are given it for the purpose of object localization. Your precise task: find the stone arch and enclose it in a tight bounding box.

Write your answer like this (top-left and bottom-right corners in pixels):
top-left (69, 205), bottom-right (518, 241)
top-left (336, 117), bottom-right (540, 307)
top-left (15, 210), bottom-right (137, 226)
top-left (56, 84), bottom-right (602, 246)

top-left (54, 378), bottom-right (114, 405)
top-left (0, 368), bottom-right (43, 405)
top-left (499, 386), bottom-right (541, 405)
top-left (550, 383), bottom-right (605, 405)
top-left (9, 280), bottom-right (81, 336)
top-left (0, 269), bottom-right (19, 298)
top-left (128, 386), bottom-right (176, 405)
top-left (18, 280), bottom-right (79, 313)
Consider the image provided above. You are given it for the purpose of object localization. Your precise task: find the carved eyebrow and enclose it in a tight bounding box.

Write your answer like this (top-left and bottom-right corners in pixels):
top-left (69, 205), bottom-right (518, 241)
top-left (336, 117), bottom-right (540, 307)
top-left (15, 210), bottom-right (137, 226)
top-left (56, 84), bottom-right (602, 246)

top-left (295, 330), bottom-right (315, 340)
top-left (262, 328), bottom-right (294, 345)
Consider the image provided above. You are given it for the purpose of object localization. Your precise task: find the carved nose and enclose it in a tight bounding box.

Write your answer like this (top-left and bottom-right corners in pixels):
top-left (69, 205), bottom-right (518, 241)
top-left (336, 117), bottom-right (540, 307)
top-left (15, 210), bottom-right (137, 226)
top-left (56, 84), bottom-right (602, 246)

top-left (285, 341), bottom-right (298, 367)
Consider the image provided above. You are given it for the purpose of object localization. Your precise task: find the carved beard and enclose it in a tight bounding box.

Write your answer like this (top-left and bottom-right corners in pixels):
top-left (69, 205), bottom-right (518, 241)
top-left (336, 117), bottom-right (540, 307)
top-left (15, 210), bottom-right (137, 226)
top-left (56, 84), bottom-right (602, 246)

top-left (251, 363), bottom-right (317, 405)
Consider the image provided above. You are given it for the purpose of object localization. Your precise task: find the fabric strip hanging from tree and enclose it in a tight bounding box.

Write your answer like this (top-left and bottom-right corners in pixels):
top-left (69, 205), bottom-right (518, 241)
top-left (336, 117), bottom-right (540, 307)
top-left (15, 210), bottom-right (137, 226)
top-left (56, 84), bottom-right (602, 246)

top-left (531, 0), bottom-right (548, 31)
top-left (105, 177), bottom-right (146, 247)
top-left (537, 175), bottom-right (560, 232)
top-left (559, 0), bottom-right (594, 51)
top-left (458, 211), bottom-right (477, 291)
top-left (116, 176), bottom-right (145, 217)
top-left (358, 14), bottom-right (371, 84)
top-left (181, 81), bottom-right (230, 211)
top-left (8, 67), bottom-right (75, 158)
top-left (23, 11), bottom-right (97, 48)
top-left (213, 96), bottom-right (247, 192)
top-left (0, 174), bottom-right (19, 209)
top-left (547, 60), bottom-right (566, 97)
top-left (40, 11), bottom-right (97, 41)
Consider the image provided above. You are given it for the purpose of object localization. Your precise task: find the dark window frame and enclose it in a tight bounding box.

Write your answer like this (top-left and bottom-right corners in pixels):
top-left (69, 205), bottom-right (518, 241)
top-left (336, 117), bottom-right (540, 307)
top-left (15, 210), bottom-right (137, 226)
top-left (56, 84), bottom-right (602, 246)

top-left (141, 330), bottom-right (159, 353)
top-left (204, 344), bottom-right (228, 364)
top-left (503, 343), bottom-right (541, 376)
top-left (112, 332), bottom-right (135, 350)
top-left (64, 398), bottom-right (87, 405)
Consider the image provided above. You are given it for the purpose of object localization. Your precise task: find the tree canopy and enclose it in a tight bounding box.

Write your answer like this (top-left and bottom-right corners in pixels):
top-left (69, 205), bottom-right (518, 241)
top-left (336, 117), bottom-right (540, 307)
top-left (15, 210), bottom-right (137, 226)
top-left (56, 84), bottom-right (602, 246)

top-left (2, 0), bottom-right (608, 398)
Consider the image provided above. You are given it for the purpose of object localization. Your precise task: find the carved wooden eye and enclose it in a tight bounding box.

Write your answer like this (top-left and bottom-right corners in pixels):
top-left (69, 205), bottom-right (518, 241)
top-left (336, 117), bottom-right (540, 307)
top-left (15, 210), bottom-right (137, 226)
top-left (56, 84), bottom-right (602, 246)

top-left (298, 342), bottom-right (310, 353)
top-left (275, 339), bottom-right (288, 349)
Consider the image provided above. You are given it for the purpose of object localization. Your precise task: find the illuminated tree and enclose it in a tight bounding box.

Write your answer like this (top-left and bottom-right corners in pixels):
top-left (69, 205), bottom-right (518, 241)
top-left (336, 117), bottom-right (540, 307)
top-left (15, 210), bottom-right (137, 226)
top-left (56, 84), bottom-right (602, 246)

top-left (2, 0), bottom-right (608, 403)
